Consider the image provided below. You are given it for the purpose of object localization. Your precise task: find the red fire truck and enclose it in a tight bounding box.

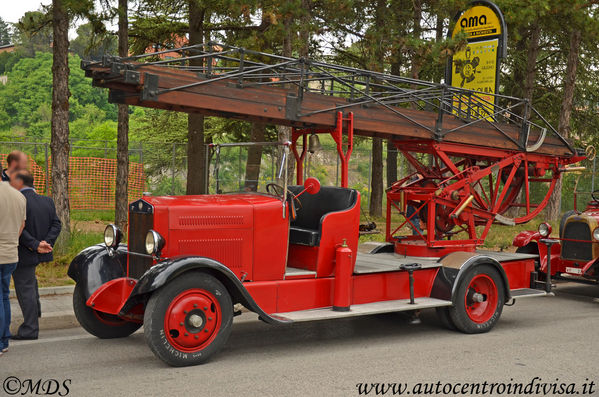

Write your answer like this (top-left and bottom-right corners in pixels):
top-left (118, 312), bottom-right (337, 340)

top-left (70, 43), bottom-right (584, 366)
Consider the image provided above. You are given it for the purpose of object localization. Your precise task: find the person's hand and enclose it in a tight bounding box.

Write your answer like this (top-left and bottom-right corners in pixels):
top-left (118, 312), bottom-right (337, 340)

top-left (37, 241), bottom-right (53, 254)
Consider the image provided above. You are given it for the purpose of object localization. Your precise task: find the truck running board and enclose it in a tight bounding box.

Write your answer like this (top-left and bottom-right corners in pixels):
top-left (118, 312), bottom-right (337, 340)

top-left (510, 288), bottom-right (550, 299)
top-left (271, 298), bottom-right (452, 323)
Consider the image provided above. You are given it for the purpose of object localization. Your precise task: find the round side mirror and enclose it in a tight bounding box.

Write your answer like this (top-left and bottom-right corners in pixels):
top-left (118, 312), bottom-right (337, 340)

top-left (304, 177), bottom-right (321, 195)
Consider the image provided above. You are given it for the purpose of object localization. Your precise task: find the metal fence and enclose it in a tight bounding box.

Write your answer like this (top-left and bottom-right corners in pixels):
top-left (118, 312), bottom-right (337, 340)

top-left (0, 139), bottom-right (145, 210)
top-left (1, 137), bottom-right (595, 215)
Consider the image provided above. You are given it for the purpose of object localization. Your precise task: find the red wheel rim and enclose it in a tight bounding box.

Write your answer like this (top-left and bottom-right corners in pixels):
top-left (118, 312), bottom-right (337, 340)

top-left (164, 289), bottom-right (222, 352)
top-left (464, 274), bottom-right (498, 324)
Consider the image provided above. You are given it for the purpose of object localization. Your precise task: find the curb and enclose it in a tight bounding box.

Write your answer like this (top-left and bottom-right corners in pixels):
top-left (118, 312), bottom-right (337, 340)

top-left (10, 310), bottom-right (79, 334)
top-left (9, 285), bottom-right (74, 299)
top-left (9, 286), bottom-right (78, 332)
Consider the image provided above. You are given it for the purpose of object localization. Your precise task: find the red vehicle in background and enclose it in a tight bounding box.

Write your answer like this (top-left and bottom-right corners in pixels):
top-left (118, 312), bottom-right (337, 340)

top-left (513, 163), bottom-right (599, 285)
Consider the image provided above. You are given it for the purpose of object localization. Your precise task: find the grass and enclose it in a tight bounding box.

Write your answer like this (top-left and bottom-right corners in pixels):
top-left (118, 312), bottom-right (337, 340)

top-left (34, 229), bottom-right (103, 288)
top-left (481, 218), bottom-right (559, 251)
top-left (358, 214), bottom-right (559, 252)
top-left (71, 209), bottom-right (115, 222)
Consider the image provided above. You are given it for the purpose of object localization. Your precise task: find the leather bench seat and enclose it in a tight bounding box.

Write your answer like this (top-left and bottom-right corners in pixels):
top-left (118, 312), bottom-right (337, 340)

top-left (289, 226), bottom-right (320, 246)
top-left (288, 186), bottom-right (358, 246)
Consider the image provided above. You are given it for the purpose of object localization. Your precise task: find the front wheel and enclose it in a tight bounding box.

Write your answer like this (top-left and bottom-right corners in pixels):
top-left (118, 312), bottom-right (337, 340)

top-left (143, 272), bottom-right (233, 367)
top-left (73, 283), bottom-right (141, 339)
top-left (448, 265), bottom-right (505, 334)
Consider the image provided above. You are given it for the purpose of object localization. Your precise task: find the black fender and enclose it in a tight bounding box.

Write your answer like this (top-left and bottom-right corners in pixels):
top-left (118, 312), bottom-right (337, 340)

top-left (67, 244), bottom-right (127, 300)
top-left (435, 252), bottom-right (511, 303)
top-left (118, 256), bottom-right (289, 325)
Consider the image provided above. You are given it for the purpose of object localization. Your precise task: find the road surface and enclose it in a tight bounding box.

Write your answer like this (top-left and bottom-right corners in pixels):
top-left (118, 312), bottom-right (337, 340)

top-left (2, 282), bottom-right (598, 396)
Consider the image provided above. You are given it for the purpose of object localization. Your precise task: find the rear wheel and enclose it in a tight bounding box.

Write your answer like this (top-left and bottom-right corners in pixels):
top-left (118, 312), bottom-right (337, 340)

top-left (449, 265), bottom-right (505, 334)
top-left (73, 283), bottom-right (141, 339)
top-left (143, 272), bottom-right (233, 367)
top-left (435, 307), bottom-right (456, 330)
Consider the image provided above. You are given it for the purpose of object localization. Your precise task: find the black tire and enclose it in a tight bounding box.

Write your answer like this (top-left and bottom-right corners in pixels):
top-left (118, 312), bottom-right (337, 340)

top-left (73, 283), bottom-right (141, 339)
top-left (559, 210), bottom-right (578, 238)
top-left (143, 272), bottom-right (233, 367)
top-left (448, 264), bottom-right (505, 334)
top-left (435, 307), bottom-right (456, 331)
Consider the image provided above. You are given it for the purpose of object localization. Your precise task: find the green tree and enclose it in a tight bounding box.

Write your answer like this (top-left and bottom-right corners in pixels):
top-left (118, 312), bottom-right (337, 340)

top-left (70, 22), bottom-right (117, 59)
top-left (0, 17), bottom-right (12, 45)
top-left (14, 11), bottom-right (53, 56)
top-left (0, 52), bottom-right (116, 134)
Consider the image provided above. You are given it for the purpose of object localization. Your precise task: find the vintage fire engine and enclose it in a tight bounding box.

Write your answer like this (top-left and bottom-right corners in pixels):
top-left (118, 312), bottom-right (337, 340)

top-left (70, 43), bottom-right (584, 366)
top-left (513, 160), bottom-right (599, 285)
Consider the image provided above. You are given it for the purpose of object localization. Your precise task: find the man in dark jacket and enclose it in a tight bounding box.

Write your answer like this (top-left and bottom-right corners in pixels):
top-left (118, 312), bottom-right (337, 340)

top-left (9, 170), bottom-right (61, 340)
top-left (2, 151), bottom-right (28, 182)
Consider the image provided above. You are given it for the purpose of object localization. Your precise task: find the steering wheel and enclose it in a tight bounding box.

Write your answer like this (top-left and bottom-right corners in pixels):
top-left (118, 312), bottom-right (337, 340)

top-left (266, 183), bottom-right (302, 210)
top-left (592, 189), bottom-right (599, 202)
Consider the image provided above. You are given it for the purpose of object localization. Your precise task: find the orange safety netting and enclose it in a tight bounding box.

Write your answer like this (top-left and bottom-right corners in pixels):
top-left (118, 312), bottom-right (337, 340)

top-left (67, 157), bottom-right (144, 210)
top-left (1, 154), bottom-right (144, 210)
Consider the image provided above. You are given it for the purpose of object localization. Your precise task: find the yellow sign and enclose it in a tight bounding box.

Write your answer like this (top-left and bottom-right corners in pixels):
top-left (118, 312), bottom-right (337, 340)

top-left (452, 5), bottom-right (502, 39)
top-left (451, 39), bottom-right (498, 117)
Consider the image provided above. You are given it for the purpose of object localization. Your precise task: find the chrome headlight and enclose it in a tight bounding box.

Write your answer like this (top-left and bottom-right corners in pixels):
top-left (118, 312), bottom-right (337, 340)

top-left (593, 227), bottom-right (599, 241)
top-left (145, 229), bottom-right (165, 255)
top-left (104, 224), bottom-right (122, 248)
top-left (538, 222), bottom-right (551, 237)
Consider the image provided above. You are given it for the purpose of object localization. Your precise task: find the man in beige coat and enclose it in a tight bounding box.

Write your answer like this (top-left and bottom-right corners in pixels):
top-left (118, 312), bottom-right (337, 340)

top-left (0, 181), bottom-right (27, 356)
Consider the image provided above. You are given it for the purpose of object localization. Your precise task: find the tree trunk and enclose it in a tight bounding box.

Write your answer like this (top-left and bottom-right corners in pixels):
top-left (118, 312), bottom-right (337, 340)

top-left (115, 0), bottom-right (129, 229)
top-left (387, 59), bottom-right (401, 185)
top-left (547, 29), bottom-right (581, 219)
top-left (369, 138), bottom-right (384, 217)
top-left (51, 0), bottom-right (70, 249)
top-left (523, 24), bottom-right (541, 104)
top-left (508, 24), bottom-right (541, 218)
top-left (244, 122), bottom-right (266, 191)
top-left (276, 8), bottom-right (295, 185)
top-left (386, 141), bottom-right (397, 187)
top-left (186, 2), bottom-right (207, 194)
top-left (435, 11), bottom-right (444, 44)
top-left (299, 0), bottom-right (310, 58)
top-left (410, 0), bottom-right (422, 82)
top-left (368, 0), bottom-right (387, 217)
top-left (511, 27), bottom-right (528, 100)
top-left (187, 113), bottom-right (206, 194)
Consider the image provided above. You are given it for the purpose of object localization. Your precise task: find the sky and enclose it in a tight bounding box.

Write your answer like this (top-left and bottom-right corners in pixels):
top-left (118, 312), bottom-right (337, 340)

top-left (1, 1), bottom-right (114, 40)
top-left (2, 1), bottom-right (51, 24)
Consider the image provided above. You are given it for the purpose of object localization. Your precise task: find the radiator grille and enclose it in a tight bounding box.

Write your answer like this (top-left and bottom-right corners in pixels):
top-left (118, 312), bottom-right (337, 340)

top-left (178, 215), bottom-right (244, 227)
top-left (179, 238), bottom-right (243, 269)
top-left (128, 211), bottom-right (154, 279)
top-left (562, 221), bottom-right (592, 261)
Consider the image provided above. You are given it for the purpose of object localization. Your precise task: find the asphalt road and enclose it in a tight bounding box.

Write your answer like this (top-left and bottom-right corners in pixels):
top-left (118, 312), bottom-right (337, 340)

top-left (1, 282), bottom-right (598, 397)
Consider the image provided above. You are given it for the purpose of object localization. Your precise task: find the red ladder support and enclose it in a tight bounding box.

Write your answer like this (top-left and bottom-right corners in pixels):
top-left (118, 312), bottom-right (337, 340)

top-left (291, 111), bottom-right (354, 188)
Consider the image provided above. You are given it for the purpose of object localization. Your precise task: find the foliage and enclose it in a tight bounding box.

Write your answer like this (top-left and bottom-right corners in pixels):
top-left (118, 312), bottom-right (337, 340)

top-left (70, 22), bottom-right (118, 59)
top-left (0, 52), bottom-right (117, 137)
top-left (0, 17), bottom-right (12, 46)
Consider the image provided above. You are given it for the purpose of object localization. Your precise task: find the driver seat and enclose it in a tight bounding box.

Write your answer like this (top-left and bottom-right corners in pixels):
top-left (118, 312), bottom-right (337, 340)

top-left (288, 186), bottom-right (358, 246)
top-left (287, 185), bottom-right (360, 277)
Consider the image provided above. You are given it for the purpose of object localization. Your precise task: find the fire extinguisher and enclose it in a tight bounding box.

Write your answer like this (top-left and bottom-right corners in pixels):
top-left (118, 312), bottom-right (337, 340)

top-left (333, 239), bottom-right (353, 312)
